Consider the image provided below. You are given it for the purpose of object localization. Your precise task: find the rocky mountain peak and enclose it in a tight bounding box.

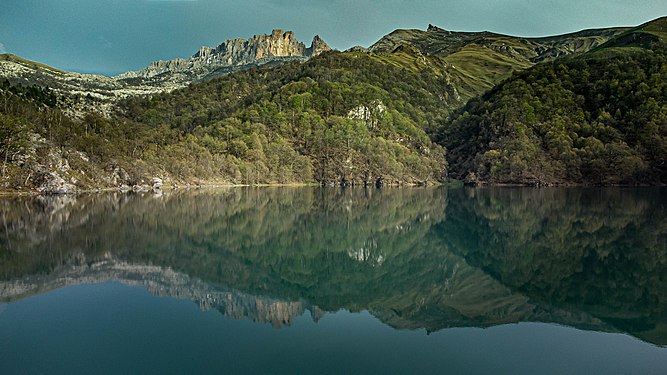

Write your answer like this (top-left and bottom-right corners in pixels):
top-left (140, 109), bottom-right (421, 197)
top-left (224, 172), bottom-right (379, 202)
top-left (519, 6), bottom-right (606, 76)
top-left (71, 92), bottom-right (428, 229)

top-left (427, 24), bottom-right (447, 33)
top-left (307, 35), bottom-right (332, 56)
top-left (273, 29), bottom-right (290, 38)
top-left (119, 29), bottom-right (331, 81)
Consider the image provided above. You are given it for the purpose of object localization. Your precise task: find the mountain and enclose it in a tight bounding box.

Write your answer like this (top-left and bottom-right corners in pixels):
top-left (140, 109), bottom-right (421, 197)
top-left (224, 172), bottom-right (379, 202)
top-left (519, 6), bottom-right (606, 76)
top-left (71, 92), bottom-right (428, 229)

top-left (0, 30), bottom-right (330, 118)
top-left (440, 16), bottom-right (667, 185)
top-left (109, 24), bottom-right (627, 187)
top-left (365, 24), bottom-right (626, 101)
top-left (369, 24), bottom-right (624, 60)
top-left (118, 29), bottom-right (331, 85)
top-left (594, 16), bottom-right (667, 51)
top-left (0, 53), bottom-right (169, 118)
top-left (1, 19), bottom-right (665, 192)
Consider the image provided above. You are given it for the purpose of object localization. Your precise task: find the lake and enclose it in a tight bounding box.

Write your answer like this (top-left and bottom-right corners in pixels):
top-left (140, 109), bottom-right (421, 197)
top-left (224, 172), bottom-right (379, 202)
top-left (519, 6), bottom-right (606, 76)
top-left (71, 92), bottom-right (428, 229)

top-left (1, 187), bottom-right (666, 374)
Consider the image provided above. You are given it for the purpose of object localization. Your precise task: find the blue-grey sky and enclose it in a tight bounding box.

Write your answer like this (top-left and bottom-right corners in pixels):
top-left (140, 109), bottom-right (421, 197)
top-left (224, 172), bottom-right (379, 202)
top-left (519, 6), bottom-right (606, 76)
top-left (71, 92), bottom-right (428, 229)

top-left (1, 0), bottom-right (665, 75)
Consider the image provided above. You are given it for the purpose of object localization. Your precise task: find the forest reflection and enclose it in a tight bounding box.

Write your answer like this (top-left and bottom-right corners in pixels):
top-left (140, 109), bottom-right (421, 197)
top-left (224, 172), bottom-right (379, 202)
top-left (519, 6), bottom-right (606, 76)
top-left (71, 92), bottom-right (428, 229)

top-left (1, 187), bottom-right (665, 345)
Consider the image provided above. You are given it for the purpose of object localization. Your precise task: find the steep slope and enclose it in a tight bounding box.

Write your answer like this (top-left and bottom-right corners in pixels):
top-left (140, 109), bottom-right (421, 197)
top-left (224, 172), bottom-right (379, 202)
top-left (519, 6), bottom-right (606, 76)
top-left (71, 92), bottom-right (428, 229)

top-left (440, 16), bottom-right (667, 185)
top-left (1, 51), bottom-right (450, 192)
top-left (112, 24), bottom-right (633, 187)
top-left (594, 16), bottom-right (667, 51)
top-left (369, 24), bottom-right (625, 60)
top-left (120, 52), bottom-right (450, 186)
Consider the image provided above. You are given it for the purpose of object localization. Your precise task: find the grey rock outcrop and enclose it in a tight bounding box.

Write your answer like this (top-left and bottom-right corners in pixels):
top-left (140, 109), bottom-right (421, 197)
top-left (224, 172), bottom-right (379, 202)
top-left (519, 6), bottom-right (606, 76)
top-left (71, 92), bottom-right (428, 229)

top-left (151, 177), bottom-right (163, 190)
top-left (306, 35), bottom-right (331, 56)
top-left (120, 30), bottom-right (331, 81)
top-left (34, 168), bottom-right (77, 195)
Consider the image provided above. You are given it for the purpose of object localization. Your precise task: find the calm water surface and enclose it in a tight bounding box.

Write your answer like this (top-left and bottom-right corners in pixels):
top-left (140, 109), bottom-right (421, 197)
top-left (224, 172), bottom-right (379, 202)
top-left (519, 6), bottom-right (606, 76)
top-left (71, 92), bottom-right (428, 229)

top-left (0, 187), bottom-right (666, 374)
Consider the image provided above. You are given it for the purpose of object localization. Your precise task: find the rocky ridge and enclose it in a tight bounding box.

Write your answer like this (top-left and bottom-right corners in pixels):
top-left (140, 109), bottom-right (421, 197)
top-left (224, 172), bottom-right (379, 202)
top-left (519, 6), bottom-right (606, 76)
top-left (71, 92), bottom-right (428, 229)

top-left (0, 30), bottom-right (330, 118)
top-left (118, 30), bottom-right (331, 82)
top-left (0, 54), bottom-right (169, 117)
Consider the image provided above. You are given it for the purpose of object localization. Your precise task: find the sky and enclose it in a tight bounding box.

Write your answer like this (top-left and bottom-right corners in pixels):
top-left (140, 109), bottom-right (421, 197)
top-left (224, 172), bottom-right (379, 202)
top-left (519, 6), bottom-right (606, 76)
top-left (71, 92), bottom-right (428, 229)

top-left (1, 0), bottom-right (666, 75)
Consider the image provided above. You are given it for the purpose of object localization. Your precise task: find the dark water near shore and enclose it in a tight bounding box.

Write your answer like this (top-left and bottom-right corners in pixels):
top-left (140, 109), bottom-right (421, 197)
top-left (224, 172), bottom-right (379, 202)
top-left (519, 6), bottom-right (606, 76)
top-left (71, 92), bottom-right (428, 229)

top-left (0, 187), bottom-right (666, 374)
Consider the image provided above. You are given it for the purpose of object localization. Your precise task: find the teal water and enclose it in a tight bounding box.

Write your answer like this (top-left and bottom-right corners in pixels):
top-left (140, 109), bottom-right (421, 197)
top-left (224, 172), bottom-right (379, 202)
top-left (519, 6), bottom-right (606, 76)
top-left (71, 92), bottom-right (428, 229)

top-left (0, 187), bottom-right (666, 374)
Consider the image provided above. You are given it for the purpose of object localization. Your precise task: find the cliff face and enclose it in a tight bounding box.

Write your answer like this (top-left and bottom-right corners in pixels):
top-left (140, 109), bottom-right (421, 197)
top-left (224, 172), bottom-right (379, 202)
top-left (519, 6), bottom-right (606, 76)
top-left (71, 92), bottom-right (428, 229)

top-left (123, 29), bottom-right (331, 80)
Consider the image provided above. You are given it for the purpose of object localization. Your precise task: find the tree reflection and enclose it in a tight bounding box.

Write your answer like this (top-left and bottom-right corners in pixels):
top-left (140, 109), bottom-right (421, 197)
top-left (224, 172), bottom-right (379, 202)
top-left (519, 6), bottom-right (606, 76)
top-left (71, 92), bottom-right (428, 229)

top-left (1, 187), bottom-right (666, 345)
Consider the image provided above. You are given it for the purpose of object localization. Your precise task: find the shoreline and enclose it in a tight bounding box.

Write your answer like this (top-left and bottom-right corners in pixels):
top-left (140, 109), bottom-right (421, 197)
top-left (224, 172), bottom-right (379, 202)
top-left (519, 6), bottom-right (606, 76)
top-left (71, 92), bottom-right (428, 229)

top-left (0, 182), bottom-right (319, 197)
top-left (1, 180), bottom-right (665, 197)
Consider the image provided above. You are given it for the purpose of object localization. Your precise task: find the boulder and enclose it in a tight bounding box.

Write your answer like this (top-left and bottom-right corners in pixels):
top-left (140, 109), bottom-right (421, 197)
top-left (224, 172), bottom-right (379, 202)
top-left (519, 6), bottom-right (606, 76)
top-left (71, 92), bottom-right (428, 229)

top-left (152, 177), bottom-right (163, 190)
top-left (132, 184), bottom-right (150, 192)
top-left (35, 169), bottom-right (77, 195)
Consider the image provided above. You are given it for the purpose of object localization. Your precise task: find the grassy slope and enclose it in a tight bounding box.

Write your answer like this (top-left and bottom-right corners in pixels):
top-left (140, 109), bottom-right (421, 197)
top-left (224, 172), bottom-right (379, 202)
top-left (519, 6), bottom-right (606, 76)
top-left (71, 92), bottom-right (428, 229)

top-left (443, 44), bottom-right (532, 99)
top-left (0, 54), bottom-right (65, 75)
top-left (636, 16), bottom-right (667, 41)
top-left (366, 26), bottom-right (625, 105)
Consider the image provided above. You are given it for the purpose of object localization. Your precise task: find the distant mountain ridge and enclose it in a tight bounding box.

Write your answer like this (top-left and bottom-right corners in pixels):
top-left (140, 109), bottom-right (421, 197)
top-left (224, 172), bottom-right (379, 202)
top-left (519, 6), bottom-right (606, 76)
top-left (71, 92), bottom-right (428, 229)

top-left (118, 29), bottom-right (331, 83)
top-left (368, 24), bottom-right (627, 61)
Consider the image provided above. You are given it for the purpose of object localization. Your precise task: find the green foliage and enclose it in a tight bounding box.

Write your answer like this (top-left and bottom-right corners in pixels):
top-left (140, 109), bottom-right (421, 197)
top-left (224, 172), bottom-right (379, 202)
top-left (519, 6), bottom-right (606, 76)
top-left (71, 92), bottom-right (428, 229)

top-left (0, 79), bottom-right (58, 107)
top-left (441, 44), bottom-right (667, 185)
top-left (121, 52), bottom-right (449, 185)
top-left (0, 115), bottom-right (32, 178)
top-left (5, 19), bottom-right (666, 188)
top-left (1, 50), bottom-right (452, 188)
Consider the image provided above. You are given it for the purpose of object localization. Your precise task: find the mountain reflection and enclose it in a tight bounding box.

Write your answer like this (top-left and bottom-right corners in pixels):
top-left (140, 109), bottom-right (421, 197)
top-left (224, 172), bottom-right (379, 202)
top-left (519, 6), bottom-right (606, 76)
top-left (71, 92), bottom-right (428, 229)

top-left (1, 187), bottom-right (665, 345)
top-left (439, 188), bottom-right (667, 346)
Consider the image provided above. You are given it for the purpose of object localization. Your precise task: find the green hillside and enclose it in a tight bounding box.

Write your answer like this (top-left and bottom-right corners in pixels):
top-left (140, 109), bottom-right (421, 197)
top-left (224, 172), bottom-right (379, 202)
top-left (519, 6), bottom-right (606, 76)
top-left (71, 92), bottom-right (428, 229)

top-left (119, 52), bottom-right (453, 186)
top-left (440, 17), bottom-right (667, 185)
top-left (367, 25), bottom-right (624, 101)
top-left (112, 24), bottom-right (626, 187)
top-left (1, 52), bottom-right (453, 190)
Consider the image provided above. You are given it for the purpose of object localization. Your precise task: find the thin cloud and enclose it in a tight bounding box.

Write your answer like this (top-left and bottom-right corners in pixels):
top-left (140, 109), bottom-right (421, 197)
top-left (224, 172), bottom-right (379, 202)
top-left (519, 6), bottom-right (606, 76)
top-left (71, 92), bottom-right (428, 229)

top-left (0, 43), bottom-right (6, 54)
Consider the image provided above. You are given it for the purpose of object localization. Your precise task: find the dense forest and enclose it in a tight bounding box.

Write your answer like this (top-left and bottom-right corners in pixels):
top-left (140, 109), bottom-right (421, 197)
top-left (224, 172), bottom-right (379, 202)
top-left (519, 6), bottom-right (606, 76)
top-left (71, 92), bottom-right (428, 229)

top-left (1, 52), bottom-right (453, 191)
top-left (120, 52), bottom-right (455, 186)
top-left (441, 30), bottom-right (667, 185)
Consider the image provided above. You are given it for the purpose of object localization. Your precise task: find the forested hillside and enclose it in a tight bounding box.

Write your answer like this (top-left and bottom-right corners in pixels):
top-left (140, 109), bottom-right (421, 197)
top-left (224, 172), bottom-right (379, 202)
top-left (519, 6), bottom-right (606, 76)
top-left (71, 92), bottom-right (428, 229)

top-left (441, 18), bottom-right (667, 185)
top-left (120, 52), bottom-right (454, 186)
top-left (1, 52), bottom-right (451, 191)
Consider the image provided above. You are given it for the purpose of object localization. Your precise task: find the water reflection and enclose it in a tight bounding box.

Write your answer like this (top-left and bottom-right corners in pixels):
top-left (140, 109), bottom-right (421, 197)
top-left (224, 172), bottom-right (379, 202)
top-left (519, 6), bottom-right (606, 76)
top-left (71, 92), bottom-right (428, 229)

top-left (439, 188), bottom-right (667, 345)
top-left (0, 187), bottom-right (665, 345)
